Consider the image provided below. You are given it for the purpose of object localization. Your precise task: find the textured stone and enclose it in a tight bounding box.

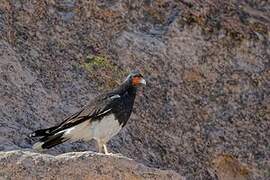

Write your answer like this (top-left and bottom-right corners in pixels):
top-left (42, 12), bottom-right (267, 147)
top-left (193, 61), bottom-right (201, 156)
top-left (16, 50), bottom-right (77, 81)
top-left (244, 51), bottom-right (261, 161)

top-left (0, 150), bottom-right (183, 180)
top-left (212, 154), bottom-right (252, 180)
top-left (0, 0), bottom-right (269, 179)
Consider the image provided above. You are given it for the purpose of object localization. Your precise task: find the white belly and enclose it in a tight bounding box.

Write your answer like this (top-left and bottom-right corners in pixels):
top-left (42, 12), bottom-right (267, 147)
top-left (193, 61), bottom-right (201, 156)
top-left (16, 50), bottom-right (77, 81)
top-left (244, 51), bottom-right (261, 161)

top-left (63, 114), bottom-right (122, 143)
top-left (91, 114), bottom-right (122, 143)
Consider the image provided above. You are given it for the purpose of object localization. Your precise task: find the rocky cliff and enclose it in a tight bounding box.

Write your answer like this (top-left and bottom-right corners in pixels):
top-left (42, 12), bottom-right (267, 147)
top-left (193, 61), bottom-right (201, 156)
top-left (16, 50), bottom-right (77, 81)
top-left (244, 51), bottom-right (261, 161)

top-left (0, 0), bottom-right (269, 179)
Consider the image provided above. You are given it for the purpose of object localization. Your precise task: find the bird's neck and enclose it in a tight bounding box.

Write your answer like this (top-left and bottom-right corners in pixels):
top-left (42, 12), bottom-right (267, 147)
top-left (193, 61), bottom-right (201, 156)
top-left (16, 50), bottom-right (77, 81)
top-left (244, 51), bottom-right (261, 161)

top-left (112, 82), bottom-right (137, 127)
top-left (126, 85), bottom-right (137, 96)
top-left (115, 82), bottom-right (137, 97)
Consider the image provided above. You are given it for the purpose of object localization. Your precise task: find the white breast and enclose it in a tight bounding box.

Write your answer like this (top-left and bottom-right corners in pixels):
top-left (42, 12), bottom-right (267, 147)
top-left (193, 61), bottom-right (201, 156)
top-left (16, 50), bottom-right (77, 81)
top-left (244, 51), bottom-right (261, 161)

top-left (62, 114), bottom-right (122, 143)
top-left (91, 114), bottom-right (122, 143)
top-left (62, 120), bottom-right (92, 141)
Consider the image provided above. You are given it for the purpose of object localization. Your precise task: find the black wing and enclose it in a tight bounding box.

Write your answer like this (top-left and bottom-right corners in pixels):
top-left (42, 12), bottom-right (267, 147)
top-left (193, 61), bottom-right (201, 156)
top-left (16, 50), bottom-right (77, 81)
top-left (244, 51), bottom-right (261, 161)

top-left (29, 93), bottom-right (121, 137)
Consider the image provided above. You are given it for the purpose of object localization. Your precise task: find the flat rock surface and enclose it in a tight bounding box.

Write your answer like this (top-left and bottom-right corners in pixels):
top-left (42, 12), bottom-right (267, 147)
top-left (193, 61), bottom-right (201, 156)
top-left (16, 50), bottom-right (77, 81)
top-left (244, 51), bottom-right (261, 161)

top-left (0, 150), bottom-right (183, 180)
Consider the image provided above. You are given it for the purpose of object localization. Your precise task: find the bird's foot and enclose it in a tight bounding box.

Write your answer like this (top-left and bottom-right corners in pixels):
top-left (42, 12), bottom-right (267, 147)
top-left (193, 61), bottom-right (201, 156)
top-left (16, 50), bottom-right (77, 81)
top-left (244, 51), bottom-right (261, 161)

top-left (104, 152), bottom-right (115, 156)
top-left (101, 144), bottom-right (125, 158)
top-left (104, 152), bottom-right (127, 158)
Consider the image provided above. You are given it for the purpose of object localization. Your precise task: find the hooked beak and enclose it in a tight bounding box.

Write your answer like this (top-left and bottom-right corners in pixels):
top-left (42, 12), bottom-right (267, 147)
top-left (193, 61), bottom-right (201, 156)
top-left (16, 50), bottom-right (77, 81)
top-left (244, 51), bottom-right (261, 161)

top-left (140, 78), bottom-right (146, 85)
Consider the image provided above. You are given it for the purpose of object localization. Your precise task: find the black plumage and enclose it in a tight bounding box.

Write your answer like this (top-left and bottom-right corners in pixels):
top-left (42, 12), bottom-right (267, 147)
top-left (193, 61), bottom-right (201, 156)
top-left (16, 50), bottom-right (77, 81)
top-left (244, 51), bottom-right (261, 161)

top-left (29, 71), bottom-right (146, 154)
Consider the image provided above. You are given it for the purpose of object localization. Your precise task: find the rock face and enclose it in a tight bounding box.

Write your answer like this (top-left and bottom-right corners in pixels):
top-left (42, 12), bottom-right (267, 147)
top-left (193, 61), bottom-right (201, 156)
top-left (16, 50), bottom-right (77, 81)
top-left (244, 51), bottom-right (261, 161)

top-left (0, 150), bottom-right (183, 180)
top-left (0, 0), bottom-right (269, 179)
top-left (212, 154), bottom-right (252, 180)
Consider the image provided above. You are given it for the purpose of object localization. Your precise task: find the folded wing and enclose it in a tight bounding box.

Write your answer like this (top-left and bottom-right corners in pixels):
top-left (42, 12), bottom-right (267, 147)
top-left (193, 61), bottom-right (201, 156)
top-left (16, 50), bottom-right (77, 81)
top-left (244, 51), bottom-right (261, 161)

top-left (30, 93), bottom-right (121, 150)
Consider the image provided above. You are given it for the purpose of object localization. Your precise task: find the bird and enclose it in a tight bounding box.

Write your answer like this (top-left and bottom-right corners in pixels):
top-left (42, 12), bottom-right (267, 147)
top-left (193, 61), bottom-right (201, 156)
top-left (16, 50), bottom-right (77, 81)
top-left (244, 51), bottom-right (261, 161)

top-left (29, 70), bottom-right (146, 155)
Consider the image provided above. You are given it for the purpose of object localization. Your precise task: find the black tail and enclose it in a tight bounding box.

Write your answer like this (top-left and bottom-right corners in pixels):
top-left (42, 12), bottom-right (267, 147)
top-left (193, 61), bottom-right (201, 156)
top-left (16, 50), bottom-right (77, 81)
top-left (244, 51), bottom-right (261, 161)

top-left (29, 126), bottom-right (58, 138)
top-left (32, 132), bottom-right (69, 151)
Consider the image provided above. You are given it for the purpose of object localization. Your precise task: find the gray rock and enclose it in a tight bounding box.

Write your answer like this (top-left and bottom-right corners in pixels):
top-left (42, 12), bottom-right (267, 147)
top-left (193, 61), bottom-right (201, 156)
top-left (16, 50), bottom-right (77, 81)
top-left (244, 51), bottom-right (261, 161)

top-left (0, 0), bottom-right (269, 179)
top-left (0, 150), bottom-right (183, 180)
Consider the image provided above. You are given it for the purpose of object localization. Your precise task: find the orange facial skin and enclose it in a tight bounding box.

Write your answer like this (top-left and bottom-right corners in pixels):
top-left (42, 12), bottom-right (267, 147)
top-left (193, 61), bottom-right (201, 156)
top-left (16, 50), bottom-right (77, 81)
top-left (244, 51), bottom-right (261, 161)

top-left (132, 76), bottom-right (143, 86)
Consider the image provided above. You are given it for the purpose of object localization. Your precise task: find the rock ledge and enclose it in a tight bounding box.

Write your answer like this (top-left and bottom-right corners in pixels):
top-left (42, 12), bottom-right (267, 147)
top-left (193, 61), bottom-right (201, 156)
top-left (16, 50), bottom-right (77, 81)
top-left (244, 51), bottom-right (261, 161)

top-left (0, 150), bottom-right (183, 180)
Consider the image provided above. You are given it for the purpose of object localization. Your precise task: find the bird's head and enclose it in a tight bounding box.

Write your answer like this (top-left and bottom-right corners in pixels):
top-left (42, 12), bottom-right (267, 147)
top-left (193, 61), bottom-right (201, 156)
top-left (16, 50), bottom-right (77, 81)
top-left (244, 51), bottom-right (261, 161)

top-left (124, 70), bottom-right (146, 87)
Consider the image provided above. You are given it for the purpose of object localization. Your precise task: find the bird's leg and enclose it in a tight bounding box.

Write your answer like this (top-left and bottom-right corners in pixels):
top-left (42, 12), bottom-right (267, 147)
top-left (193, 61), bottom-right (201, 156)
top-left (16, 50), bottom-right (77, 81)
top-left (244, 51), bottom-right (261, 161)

top-left (97, 140), bottom-right (113, 155)
top-left (96, 140), bottom-right (103, 153)
top-left (102, 144), bottom-right (113, 156)
top-left (102, 144), bottom-right (124, 157)
top-left (98, 140), bottom-right (120, 156)
top-left (103, 144), bottom-right (108, 154)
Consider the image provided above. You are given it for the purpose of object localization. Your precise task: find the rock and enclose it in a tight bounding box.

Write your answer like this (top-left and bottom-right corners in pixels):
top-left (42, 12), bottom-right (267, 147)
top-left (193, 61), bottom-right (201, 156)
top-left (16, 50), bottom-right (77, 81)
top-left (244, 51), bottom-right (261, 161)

top-left (212, 154), bottom-right (252, 180)
top-left (0, 0), bottom-right (269, 179)
top-left (0, 150), bottom-right (183, 180)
